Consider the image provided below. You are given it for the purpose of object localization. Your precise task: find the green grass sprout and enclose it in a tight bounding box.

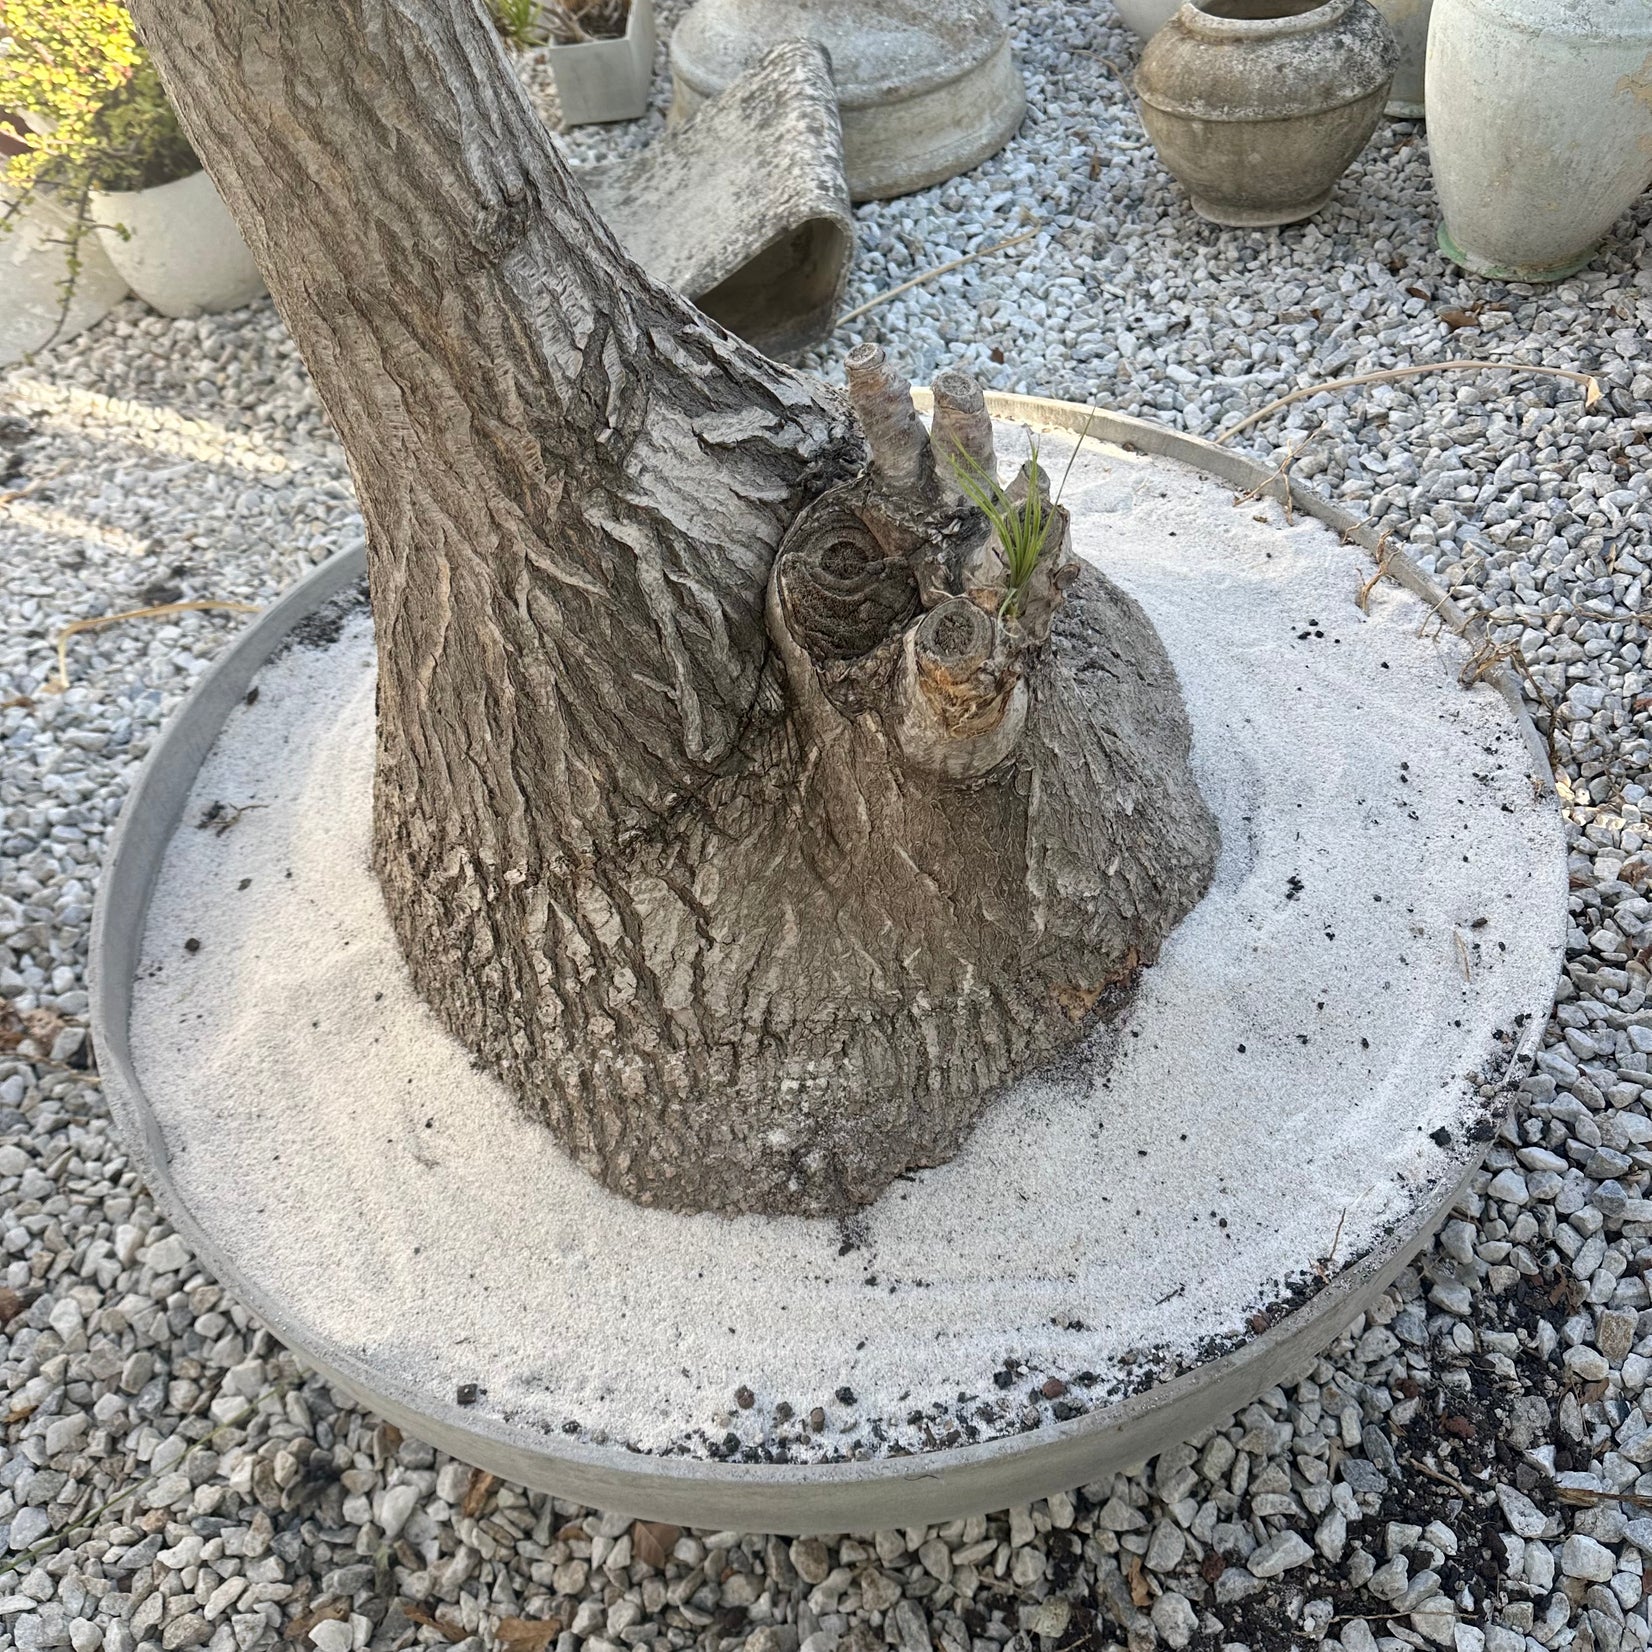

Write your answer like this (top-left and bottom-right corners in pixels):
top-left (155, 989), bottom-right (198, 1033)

top-left (488, 0), bottom-right (544, 48)
top-left (948, 404), bottom-right (1100, 618)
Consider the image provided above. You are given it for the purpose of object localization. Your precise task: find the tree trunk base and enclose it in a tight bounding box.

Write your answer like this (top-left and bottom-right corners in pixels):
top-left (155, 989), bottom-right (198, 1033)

top-left (378, 554), bottom-right (1218, 1216)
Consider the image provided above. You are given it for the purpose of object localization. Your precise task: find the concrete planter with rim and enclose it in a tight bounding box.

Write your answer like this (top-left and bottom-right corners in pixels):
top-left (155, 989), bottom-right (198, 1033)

top-left (92, 394), bottom-right (1564, 1531)
top-left (91, 168), bottom-right (265, 319)
top-left (1371, 0), bottom-right (1431, 115)
top-left (546, 0), bottom-right (656, 125)
top-left (669, 0), bottom-right (1026, 202)
top-left (1, 183), bottom-right (129, 367)
top-left (1427, 0), bottom-right (1652, 281)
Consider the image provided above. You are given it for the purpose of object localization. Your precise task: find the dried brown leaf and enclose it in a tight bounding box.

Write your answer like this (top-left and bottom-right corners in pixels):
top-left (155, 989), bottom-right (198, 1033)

top-left (631, 1521), bottom-right (681, 1570)
top-left (495, 1619), bottom-right (561, 1652)
top-left (1437, 307), bottom-right (1479, 331)
top-left (402, 1604), bottom-right (468, 1644)
top-left (461, 1468), bottom-right (496, 1520)
top-left (1124, 1554), bottom-right (1152, 1609)
top-left (284, 1600), bottom-right (348, 1642)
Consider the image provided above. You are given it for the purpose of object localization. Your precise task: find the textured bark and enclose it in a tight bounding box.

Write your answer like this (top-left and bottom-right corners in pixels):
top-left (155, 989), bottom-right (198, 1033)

top-left (132, 0), bottom-right (1219, 1215)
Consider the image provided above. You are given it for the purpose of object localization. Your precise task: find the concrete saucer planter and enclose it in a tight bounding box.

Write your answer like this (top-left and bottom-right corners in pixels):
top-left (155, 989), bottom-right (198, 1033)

top-left (93, 394), bottom-right (1565, 1531)
top-left (1135, 0), bottom-right (1397, 226)
top-left (669, 0), bottom-right (1026, 202)
top-left (91, 169), bottom-right (265, 319)
top-left (546, 0), bottom-right (656, 125)
top-left (1427, 0), bottom-right (1652, 281)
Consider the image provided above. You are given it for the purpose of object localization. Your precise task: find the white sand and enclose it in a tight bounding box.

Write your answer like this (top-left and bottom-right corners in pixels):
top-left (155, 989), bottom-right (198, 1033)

top-left (129, 428), bottom-right (1564, 1462)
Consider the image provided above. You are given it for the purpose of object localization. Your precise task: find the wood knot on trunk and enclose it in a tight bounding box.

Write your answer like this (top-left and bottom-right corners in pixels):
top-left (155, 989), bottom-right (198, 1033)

top-left (768, 353), bottom-right (1088, 775)
top-left (775, 492), bottom-right (919, 663)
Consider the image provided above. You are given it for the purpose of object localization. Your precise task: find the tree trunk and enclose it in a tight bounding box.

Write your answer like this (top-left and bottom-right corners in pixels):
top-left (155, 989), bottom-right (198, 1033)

top-left (130, 0), bottom-right (1220, 1216)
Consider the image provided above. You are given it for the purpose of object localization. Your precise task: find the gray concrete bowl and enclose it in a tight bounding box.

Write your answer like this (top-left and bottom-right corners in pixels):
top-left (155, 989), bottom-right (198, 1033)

top-left (91, 396), bottom-right (1565, 1533)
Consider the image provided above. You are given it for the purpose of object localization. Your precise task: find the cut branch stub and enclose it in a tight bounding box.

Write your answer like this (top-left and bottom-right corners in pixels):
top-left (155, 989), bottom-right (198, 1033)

top-left (894, 598), bottom-right (1026, 779)
top-left (845, 341), bottom-right (936, 501)
top-left (1005, 460), bottom-right (1080, 644)
top-left (775, 359), bottom-right (1084, 772)
top-left (929, 368), bottom-right (997, 510)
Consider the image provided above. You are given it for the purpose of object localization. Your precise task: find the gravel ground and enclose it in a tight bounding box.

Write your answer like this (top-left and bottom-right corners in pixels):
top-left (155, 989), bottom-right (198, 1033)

top-left (4, 4), bottom-right (1652, 1652)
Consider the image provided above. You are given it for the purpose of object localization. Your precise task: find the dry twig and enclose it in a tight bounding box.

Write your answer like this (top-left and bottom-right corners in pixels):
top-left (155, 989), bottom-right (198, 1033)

top-left (1234, 425), bottom-right (1322, 524)
top-left (839, 228), bottom-right (1041, 328)
top-left (1354, 530), bottom-right (1396, 614)
top-left (1216, 359), bottom-right (1604, 447)
top-left (1403, 1454), bottom-right (1478, 1500)
top-left (1313, 1206), bottom-right (1349, 1284)
top-left (45, 599), bottom-right (259, 694)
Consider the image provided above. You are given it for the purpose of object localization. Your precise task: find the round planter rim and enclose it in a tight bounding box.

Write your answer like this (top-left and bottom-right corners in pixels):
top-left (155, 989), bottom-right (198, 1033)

top-left (669, 1), bottom-right (1012, 109)
top-left (1136, 37), bottom-right (1392, 119)
top-left (90, 392), bottom-right (1563, 1531)
top-left (1178, 0), bottom-right (1352, 39)
top-left (1427, 0), bottom-right (1652, 39)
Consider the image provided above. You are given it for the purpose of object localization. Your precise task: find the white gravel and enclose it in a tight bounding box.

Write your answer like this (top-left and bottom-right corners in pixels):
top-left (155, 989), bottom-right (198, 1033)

top-left (3, 1), bottom-right (1652, 1651)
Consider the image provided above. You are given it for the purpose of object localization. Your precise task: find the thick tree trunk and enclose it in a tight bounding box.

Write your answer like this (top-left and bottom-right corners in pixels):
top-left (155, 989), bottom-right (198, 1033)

top-left (132, 0), bottom-right (1219, 1215)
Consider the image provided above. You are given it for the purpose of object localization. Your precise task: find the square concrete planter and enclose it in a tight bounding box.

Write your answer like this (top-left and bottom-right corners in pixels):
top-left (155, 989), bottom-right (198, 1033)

top-left (547, 0), bottom-right (656, 125)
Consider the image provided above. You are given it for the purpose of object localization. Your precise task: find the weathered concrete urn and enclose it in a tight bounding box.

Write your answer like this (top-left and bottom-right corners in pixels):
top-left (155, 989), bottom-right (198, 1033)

top-left (1135, 0), bottom-right (1396, 226)
top-left (1428, 0), bottom-right (1652, 280)
top-left (1371, 0), bottom-right (1431, 115)
top-left (669, 0), bottom-right (1026, 201)
top-left (1111, 0), bottom-right (1184, 41)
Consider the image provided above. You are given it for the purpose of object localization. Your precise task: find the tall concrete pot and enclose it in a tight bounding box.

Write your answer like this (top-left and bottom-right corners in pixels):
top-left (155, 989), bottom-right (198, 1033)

top-left (1135, 0), bottom-right (1397, 227)
top-left (1112, 0), bottom-right (1184, 39)
top-left (1, 185), bottom-right (129, 367)
top-left (1427, 0), bottom-right (1652, 281)
top-left (1372, 0), bottom-right (1431, 114)
top-left (669, 0), bottom-right (1026, 202)
top-left (91, 169), bottom-right (265, 319)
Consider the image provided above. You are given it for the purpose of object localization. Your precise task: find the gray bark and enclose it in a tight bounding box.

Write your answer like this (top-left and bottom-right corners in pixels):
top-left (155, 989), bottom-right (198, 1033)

top-left (131, 0), bottom-right (1219, 1215)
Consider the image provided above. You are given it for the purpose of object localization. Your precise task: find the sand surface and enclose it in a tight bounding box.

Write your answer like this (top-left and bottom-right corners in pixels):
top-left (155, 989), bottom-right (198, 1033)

top-left (129, 427), bottom-right (1564, 1462)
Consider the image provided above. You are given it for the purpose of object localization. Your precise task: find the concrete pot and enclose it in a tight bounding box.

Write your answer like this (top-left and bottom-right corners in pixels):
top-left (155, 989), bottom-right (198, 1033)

top-left (1427, 0), bottom-right (1652, 281)
top-left (1112, 0), bottom-right (1184, 40)
top-left (1135, 0), bottom-right (1397, 227)
top-left (1372, 0), bottom-right (1431, 114)
top-left (546, 0), bottom-right (656, 125)
top-left (669, 0), bottom-right (1026, 202)
top-left (1, 185), bottom-right (129, 367)
top-left (91, 169), bottom-right (265, 319)
top-left (579, 42), bottom-right (853, 357)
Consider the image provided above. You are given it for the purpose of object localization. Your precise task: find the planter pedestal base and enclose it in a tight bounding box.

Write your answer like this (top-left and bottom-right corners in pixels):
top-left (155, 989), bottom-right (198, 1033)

top-left (95, 397), bottom-right (1564, 1533)
top-left (1437, 223), bottom-right (1599, 285)
top-left (1188, 187), bottom-right (1333, 228)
